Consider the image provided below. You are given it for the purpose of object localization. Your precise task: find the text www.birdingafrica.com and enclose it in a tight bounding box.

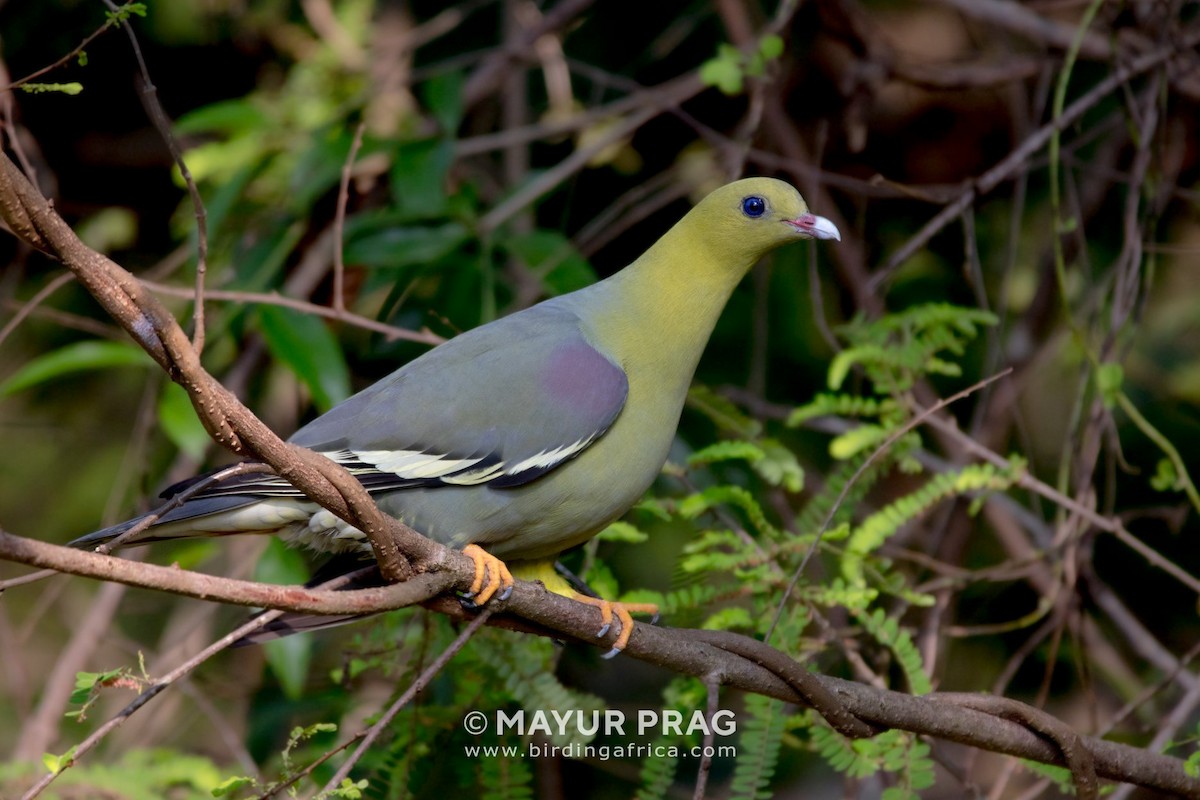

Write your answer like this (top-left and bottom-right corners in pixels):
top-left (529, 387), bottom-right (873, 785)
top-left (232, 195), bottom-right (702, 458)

top-left (464, 741), bottom-right (738, 761)
top-left (461, 708), bottom-right (738, 761)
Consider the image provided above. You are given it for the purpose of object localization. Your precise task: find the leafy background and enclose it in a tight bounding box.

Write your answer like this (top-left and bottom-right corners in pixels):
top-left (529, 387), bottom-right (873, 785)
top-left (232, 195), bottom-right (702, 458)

top-left (1, 1), bottom-right (1199, 798)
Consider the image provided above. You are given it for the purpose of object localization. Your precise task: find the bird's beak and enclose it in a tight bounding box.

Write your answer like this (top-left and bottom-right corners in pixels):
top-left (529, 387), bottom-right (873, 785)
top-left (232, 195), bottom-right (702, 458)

top-left (787, 213), bottom-right (841, 241)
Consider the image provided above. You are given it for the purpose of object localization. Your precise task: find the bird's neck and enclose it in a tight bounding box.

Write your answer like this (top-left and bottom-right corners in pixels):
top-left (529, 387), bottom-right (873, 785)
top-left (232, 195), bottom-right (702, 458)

top-left (582, 223), bottom-right (755, 393)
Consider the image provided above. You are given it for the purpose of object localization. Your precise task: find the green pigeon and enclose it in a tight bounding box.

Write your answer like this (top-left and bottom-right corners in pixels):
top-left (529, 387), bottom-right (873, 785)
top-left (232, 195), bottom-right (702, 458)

top-left (72, 177), bottom-right (840, 651)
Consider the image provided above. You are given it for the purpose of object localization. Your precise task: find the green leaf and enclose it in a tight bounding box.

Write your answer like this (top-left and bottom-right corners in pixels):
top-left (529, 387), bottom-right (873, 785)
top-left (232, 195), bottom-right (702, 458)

top-left (829, 424), bottom-right (888, 460)
top-left (106, 2), bottom-right (146, 23)
top-left (1186, 748), bottom-right (1200, 778)
top-left (391, 137), bottom-right (454, 218)
top-left (282, 721), bottom-right (340, 771)
top-left (632, 497), bottom-right (673, 522)
top-left (1019, 758), bottom-right (1076, 794)
top-left (180, 137), bottom-right (265, 185)
top-left (758, 34), bottom-right (784, 60)
top-left (686, 385), bottom-right (762, 438)
top-left (744, 51), bottom-right (766, 78)
top-left (596, 521), bottom-right (649, 543)
top-left (343, 214), bottom-right (468, 270)
top-left (754, 439), bottom-right (804, 492)
top-left (158, 381), bottom-right (210, 460)
top-left (212, 775), bottom-right (257, 797)
top-left (1096, 361), bottom-right (1123, 408)
top-left (1150, 458), bottom-right (1181, 492)
top-left (330, 778), bottom-right (369, 799)
top-left (505, 229), bottom-right (596, 295)
top-left (19, 82), bottom-right (84, 95)
top-left (582, 560), bottom-right (620, 600)
top-left (176, 98), bottom-right (271, 136)
top-left (699, 57), bottom-right (743, 95)
top-left (687, 440), bottom-right (764, 469)
top-left (256, 305), bottom-right (351, 412)
top-left (77, 207), bottom-right (138, 253)
top-left (68, 668), bottom-right (124, 707)
top-left (422, 71), bottom-right (465, 133)
top-left (0, 340), bottom-right (151, 396)
top-left (702, 606), bottom-right (753, 631)
top-left (290, 129), bottom-right (364, 213)
top-left (827, 345), bottom-right (879, 390)
top-left (42, 746), bottom-right (77, 775)
top-left (254, 536), bottom-right (310, 585)
top-left (256, 540), bottom-right (313, 699)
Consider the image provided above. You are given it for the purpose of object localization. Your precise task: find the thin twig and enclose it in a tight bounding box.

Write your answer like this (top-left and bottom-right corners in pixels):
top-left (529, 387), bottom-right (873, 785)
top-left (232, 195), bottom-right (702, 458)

top-left (921, 413), bottom-right (1200, 596)
top-left (140, 280), bottom-right (444, 345)
top-left (869, 27), bottom-right (1200, 292)
top-left (332, 121), bottom-right (367, 315)
top-left (0, 5), bottom-right (130, 92)
top-left (0, 272), bottom-right (75, 349)
top-left (691, 675), bottom-right (722, 800)
top-left (100, 0), bottom-right (211, 355)
top-left (765, 369), bottom-right (1014, 644)
top-left (319, 606), bottom-right (495, 792)
top-left (19, 613), bottom-right (284, 799)
top-left (477, 74), bottom-right (703, 234)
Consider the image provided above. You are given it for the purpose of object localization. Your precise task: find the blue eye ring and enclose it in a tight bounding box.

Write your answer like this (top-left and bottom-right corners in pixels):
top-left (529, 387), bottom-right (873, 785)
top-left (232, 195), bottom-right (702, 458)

top-left (742, 196), bottom-right (766, 217)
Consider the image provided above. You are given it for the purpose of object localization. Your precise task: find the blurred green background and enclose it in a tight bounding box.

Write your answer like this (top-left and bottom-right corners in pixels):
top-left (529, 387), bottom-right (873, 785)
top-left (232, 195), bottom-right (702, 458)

top-left (1, 1), bottom-right (1199, 798)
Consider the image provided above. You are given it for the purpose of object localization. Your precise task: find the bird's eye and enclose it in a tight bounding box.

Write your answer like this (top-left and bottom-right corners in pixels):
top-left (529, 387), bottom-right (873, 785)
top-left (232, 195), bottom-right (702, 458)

top-left (742, 196), bottom-right (766, 217)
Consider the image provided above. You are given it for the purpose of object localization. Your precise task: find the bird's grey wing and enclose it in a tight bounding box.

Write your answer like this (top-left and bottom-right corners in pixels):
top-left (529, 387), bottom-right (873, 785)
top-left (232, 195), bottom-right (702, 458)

top-left (181, 303), bottom-right (628, 500)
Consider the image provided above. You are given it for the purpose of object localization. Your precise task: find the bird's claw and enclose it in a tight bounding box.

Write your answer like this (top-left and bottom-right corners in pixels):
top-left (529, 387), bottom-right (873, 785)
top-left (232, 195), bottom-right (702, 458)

top-left (460, 544), bottom-right (514, 607)
top-left (571, 596), bottom-right (659, 657)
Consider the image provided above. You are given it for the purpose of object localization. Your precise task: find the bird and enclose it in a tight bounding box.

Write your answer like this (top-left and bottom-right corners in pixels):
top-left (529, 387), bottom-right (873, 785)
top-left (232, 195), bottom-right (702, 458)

top-left (71, 177), bottom-right (840, 653)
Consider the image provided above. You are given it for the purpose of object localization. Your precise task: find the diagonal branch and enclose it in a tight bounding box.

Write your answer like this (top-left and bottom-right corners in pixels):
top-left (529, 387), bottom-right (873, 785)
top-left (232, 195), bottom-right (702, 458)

top-left (0, 150), bottom-right (445, 582)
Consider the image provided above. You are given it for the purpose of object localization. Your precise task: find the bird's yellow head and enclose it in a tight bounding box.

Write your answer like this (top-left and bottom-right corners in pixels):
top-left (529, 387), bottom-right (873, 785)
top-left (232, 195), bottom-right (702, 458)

top-left (687, 177), bottom-right (840, 267)
top-left (608, 176), bottom-right (840, 337)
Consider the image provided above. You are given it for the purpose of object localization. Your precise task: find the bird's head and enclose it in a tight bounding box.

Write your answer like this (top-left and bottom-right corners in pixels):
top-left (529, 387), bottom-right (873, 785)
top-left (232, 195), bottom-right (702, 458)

top-left (685, 177), bottom-right (840, 267)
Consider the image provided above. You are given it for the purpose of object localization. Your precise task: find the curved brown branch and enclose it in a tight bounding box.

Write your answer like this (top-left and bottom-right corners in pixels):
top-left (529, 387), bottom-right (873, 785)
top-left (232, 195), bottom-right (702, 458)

top-left (0, 150), bottom-right (444, 581)
top-left (934, 693), bottom-right (1098, 800)
top-left (0, 530), bottom-right (453, 615)
top-left (3, 530), bottom-right (1197, 797)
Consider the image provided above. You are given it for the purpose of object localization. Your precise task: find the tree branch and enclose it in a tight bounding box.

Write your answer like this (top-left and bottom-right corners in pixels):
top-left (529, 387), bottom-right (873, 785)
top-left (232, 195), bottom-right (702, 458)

top-left (2, 529), bottom-right (1197, 797)
top-left (0, 150), bottom-right (440, 581)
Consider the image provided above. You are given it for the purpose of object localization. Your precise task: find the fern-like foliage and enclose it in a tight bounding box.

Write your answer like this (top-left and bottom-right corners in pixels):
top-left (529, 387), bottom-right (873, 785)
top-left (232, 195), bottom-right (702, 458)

top-left (631, 302), bottom-right (1001, 795)
top-left (632, 677), bottom-right (710, 800)
top-left (633, 736), bottom-right (680, 800)
top-left (856, 608), bottom-right (933, 695)
top-left (829, 303), bottom-right (998, 393)
top-left (476, 632), bottom-right (604, 748)
top-left (729, 694), bottom-right (787, 800)
top-left (788, 392), bottom-right (901, 427)
top-left (808, 724), bottom-right (935, 798)
top-left (842, 461), bottom-right (1018, 585)
top-left (478, 750), bottom-right (535, 800)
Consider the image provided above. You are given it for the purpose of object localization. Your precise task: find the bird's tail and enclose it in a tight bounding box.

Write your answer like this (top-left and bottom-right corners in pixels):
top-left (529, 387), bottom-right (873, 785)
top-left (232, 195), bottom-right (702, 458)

top-left (68, 494), bottom-right (271, 550)
top-left (68, 514), bottom-right (164, 550)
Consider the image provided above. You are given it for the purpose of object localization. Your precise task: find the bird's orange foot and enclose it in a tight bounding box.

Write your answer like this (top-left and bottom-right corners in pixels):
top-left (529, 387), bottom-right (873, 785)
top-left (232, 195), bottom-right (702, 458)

top-left (460, 544), bottom-right (514, 607)
top-left (571, 595), bottom-right (660, 658)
